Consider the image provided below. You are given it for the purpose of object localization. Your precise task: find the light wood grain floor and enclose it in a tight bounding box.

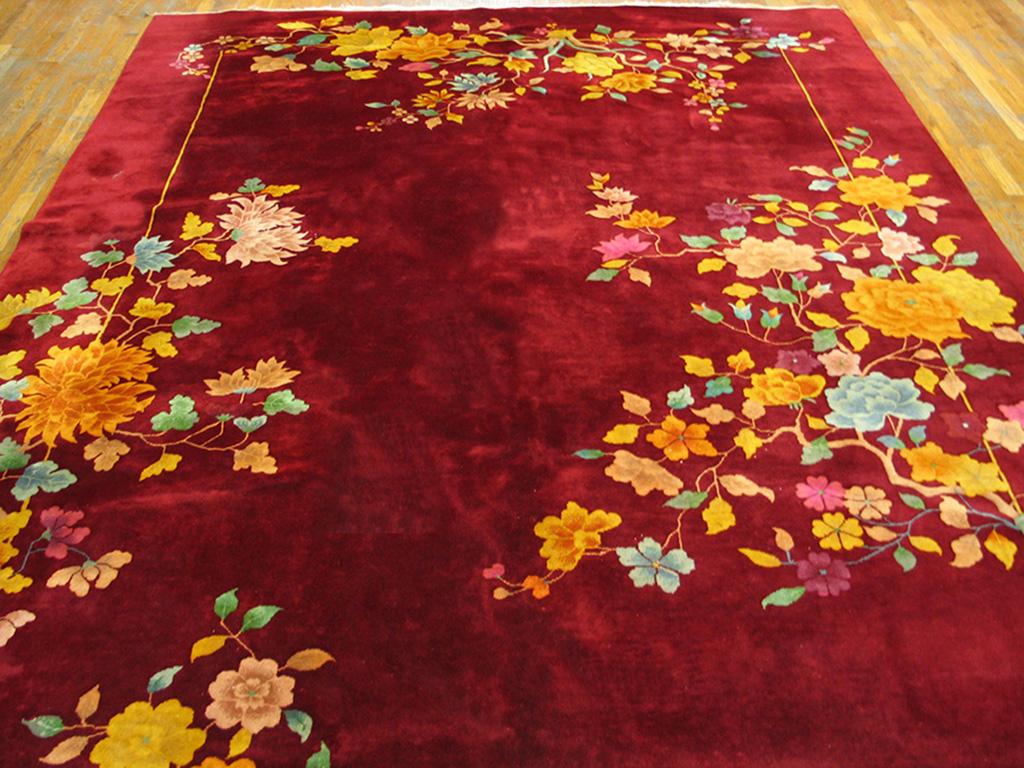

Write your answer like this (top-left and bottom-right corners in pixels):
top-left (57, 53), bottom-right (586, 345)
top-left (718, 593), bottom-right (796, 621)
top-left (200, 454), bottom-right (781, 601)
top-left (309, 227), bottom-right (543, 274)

top-left (1, 0), bottom-right (1021, 267)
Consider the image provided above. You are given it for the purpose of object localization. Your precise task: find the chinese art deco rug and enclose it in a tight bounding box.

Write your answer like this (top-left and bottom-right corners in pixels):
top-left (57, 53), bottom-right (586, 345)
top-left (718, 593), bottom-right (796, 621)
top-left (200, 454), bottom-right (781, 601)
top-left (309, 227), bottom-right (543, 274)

top-left (2, 5), bottom-right (1023, 767)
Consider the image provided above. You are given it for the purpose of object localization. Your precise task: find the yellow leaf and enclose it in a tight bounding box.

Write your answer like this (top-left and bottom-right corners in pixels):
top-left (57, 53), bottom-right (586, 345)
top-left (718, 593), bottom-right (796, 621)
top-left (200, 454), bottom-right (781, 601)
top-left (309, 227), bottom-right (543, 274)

top-left (702, 497), bottom-right (735, 535)
top-left (233, 442), bottom-right (277, 474)
top-left (939, 370), bottom-right (966, 400)
top-left (726, 350), bottom-right (755, 373)
top-left (805, 415), bottom-right (830, 430)
top-left (863, 525), bottom-right (898, 543)
top-left (806, 311), bottom-right (839, 328)
top-left (467, 56), bottom-right (501, 66)
top-left (346, 70), bottom-right (377, 80)
top-left (603, 424), bottom-right (640, 445)
top-left (815, 202), bottom-right (842, 211)
top-left (697, 257), bottom-right (727, 274)
top-left (181, 212), bottom-right (214, 241)
top-left (0, 567), bottom-right (32, 593)
top-left (752, 216), bottom-right (775, 225)
top-left (722, 283), bottom-right (758, 299)
top-left (190, 634), bottom-right (228, 662)
top-left (932, 235), bottom-right (958, 257)
top-left (90, 275), bottom-right (134, 296)
top-left (734, 428), bottom-right (763, 459)
top-left (720, 473), bottom-right (775, 502)
top-left (142, 332), bottom-right (178, 358)
top-left (601, 259), bottom-right (628, 269)
top-left (129, 297), bottom-right (174, 320)
top-left (320, 15), bottom-right (345, 26)
top-left (581, 92), bottom-right (604, 102)
top-left (228, 728), bottom-right (253, 758)
top-left (836, 220), bottom-right (877, 235)
top-left (983, 529), bottom-right (1017, 570)
top-left (906, 173), bottom-right (931, 188)
top-left (0, 350), bottom-right (26, 379)
top-left (910, 365), bottom-right (939, 394)
top-left (822, 238), bottom-right (841, 252)
top-left (738, 548), bottom-right (781, 568)
top-left (75, 685), bottom-right (100, 722)
top-left (193, 242), bottom-right (220, 261)
top-left (140, 452), bottom-right (182, 481)
top-left (734, 51), bottom-right (751, 64)
top-left (938, 496), bottom-right (970, 529)
top-left (681, 355), bottom-right (716, 377)
top-left (286, 647), bottom-right (336, 671)
top-left (627, 267), bottom-right (651, 286)
top-left (445, 113), bottom-right (464, 125)
top-left (852, 156), bottom-right (879, 169)
top-left (620, 390), bottom-right (652, 417)
top-left (263, 184), bottom-right (300, 197)
top-left (781, 217), bottom-right (808, 227)
top-left (40, 736), bottom-right (89, 765)
top-left (909, 535), bottom-right (943, 555)
top-left (992, 326), bottom-right (1024, 344)
top-left (789, 201), bottom-right (809, 213)
top-left (314, 236), bottom-right (359, 253)
top-left (773, 527), bottom-right (794, 552)
top-left (278, 21), bottom-right (316, 29)
top-left (950, 533), bottom-right (983, 568)
top-left (844, 326), bottom-right (870, 352)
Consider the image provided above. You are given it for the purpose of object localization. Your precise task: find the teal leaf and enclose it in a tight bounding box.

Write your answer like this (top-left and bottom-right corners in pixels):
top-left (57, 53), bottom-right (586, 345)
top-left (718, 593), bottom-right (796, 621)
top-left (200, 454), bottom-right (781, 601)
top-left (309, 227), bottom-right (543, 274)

top-left (801, 437), bottom-right (833, 465)
top-left (899, 492), bottom-right (925, 510)
top-left (364, 102), bottom-right (390, 109)
top-left (214, 588), bottom-right (239, 620)
top-left (941, 343), bottom-right (964, 366)
top-left (151, 395), bottom-right (199, 432)
top-left (306, 742), bottom-right (331, 768)
top-left (961, 363), bottom-right (1009, 380)
top-left (893, 546), bottom-right (917, 572)
top-left (665, 490), bottom-right (708, 510)
top-left (680, 235), bottom-right (718, 248)
top-left (12, 461), bottom-right (77, 501)
top-left (285, 709), bottom-right (313, 743)
top-left (147, 665), bottom-right (182, 694)
top-left (907, 425), bottom-right (927, 446)
top-left (133, 236), bottom-right (177, 273)
top-left (0, 378), bottom-right (29, 401)
top-left (704, 376), bottom-right (733, 398)
top-left (171, 316), bottom-right (221, 338)
top-left (808, 179), bottom-right (836, 192)
top-left (761, 586), bottom-right (806, 609)
top-left (22, 715), bottom-right (65, 738)
top-left (812, 328), bottom-right (838, 352)
top-left (312, 58), bottom-right (343, 72)
top-left (0, 437), bottom-right (30, 470)
top-left (263, 389), bottom-right (309, 416)
top-left (296, 33), bottom-right (328, 45)
top-left (585, 268), bottom-right (619, 282)
top-left (573, 449), bottom-right (605, 460)
top-left (29, 314), bottom-right (63, 338)
top-left (241, 605), bottom-right (282, 632)
top-left (233, 415), bottom-right (267, 433)
top-left (885, 209), bottom-right (908, 227)
top-left (55, 278), bottom-right (98, 310)
top-left (878, 435), bottom-right (906, 451)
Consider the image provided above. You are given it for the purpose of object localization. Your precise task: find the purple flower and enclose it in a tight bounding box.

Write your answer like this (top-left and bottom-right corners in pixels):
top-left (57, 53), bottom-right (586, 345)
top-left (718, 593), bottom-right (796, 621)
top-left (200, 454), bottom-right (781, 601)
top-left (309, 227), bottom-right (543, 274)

top-left (775, 349), bottom-right (821, 374)
top-left (797, 552), bottom-right (851, 597)
top-left (39, 507), bottom-right (90, 560)
top-left (705, 201), bottom-right (751, 226)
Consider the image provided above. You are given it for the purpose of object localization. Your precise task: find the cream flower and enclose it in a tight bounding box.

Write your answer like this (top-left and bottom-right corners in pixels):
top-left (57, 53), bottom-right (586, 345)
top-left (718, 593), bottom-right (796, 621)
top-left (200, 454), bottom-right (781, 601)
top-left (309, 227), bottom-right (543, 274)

top-left (723, 236), bottom-right (821, 278)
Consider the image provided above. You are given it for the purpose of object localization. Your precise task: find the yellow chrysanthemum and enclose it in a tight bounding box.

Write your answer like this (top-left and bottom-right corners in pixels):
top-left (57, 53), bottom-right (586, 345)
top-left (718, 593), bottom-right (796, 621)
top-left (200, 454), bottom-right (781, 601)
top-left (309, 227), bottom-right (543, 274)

top-left (744, 368), bottom-right (825, 406)
top-left (560, 52), bottom-right (623, 77)
top-left (376, 32), bottom-right (469, 62)
top-left (330, 26), bottom-right (403, 56)
top-left (534, 501), bottom-right (621, 572)
top-left (89, 700), bottom-right (205, 768)
top-left (837, 175), bottom-right (920, 211)
top-left (599, 71), bottom-right (658, 93)
top-left (912, 267), bottom-right (1016, 332)
top-left (841, 277), bottom-right (965, 344)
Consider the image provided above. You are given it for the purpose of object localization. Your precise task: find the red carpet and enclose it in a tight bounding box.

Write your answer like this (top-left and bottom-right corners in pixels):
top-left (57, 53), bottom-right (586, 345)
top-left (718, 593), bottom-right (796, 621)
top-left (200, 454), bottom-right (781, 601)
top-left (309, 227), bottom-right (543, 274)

top-left (2, 6), bottom-right (1023, 766)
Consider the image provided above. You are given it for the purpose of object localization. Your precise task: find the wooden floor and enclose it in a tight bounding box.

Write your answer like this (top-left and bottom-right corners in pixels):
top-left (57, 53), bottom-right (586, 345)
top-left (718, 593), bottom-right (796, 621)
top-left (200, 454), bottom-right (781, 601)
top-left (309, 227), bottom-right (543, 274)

top-left (1, 0), bottom-right (1021, 267)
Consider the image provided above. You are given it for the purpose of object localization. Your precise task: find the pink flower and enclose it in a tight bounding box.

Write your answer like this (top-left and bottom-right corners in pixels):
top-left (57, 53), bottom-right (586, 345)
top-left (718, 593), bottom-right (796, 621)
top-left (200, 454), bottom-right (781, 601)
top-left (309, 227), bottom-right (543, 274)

top-left (774, 349), bottom-right (820, 374)
top-left (877, 227), bottom-right (924, 261)
top-left (705, 201), bottom-right (751, 226)
top-left (592, 233), bottom-right (651, 261)
top-left (39, 507), bottom-right (89, 560)
top-left (797, 551), bottom-right (851, 596)
top-left (816, 349), bottom-right (861, 377)
top-left (796, 475), bottom-right (846, 511)
top-left (399, 61), bottom-right (435, 72)
top-left (999, 400), bottom-right (1024, 427)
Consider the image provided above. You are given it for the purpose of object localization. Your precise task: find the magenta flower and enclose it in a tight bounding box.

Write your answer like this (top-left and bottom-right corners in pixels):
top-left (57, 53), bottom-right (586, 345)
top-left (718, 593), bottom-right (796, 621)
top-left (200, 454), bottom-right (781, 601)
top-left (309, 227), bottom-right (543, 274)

top-left (39, 507), bottom-right (90, 560)
top-left (797, 552), bottom-right (851, 596)
top-left (796, 476), bottom-right (845, 512)
top-left (705, 201), bottom-right (751, 226)
top-left (774, 349), bottom-right (821, 375)
top-left (592, 233), bottom-right (652, 261)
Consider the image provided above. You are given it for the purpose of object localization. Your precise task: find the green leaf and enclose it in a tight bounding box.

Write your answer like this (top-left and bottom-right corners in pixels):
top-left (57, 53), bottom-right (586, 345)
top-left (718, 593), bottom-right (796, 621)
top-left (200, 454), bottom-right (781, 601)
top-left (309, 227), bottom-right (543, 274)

top-left (147, 665), bottom-right (182, 694)
top-left (693, 306), bottom-right (724, 324)
top-left (899, 492), bottom-right (925, 510)
top-left (296, 33), bottom-right (328, 45)
top-left (775, 222), bottom-right (797, 237)
top-left (811, 328), bottom-right (838, 352)
top-left (241, 605), bottom-right (282, 632)
top-left (285, 709), bottom-right (313, 743)
top-left (573, 449), bottom-right (605, 460)
top-left (666, 386), bottom-right (694, 410)
top-left (306, 742), bottom-right (331, 768)
top-left (761, 586), bottom-right (806, 609)
top-left (237, 178), bottom-right (266, 194)
top-left (704, 376), bottom-right (733, 398)
top-left (12, 461), bottom-right (77, 501)
top-left (801, 437), bottom-right (833, 465)
top-left (233, 416), bottom-right (267, 433)
top-left (214, 588), bottom-right (239, 620)
top-left (151, 395), bottom-right (199, 432)
top-left (264, 389), bottom-right (309, 416)
top-left (893, 546), bottom-right (917, 572)
top-left (171, 316), bottom-right (221, 338)
top-left (54, 278), bottom-right (98, 310)
top-left (22, 715), bottom-right (65, 738)
top-left (761, 286), bottom-right (798, 304)
top-left (585, 268), bottom-right (619, 282)
top-left (1014, 514), bottom-right (1024, 535)
top-left (961, 363), bottom-right (1009, 380)
top-left (665, 490), bottom-right (708, 509)
top-left (906, 253), bottom-right (940, 266)
top-left (594, 24), bottom-right (612, 34)
top-left (343, 57), bottom-right (370, 69)
top-left (951, 251), bottom-right (978, 267)
top-left (0, 378), bottom-right (28, 401)
top-left (0, 437), bottom-right (30, 471)
top-left (29, 314), bottom-right (63, 338)
top-left (608, 91), bottom-right (628, 103)
top-left (312, 58), bottom-right (344, 71)
top-left (81, 248), bottom-right (124, 267)
top-left (941, 343), bottom-right (964, 366)
top-left (680, 235), bottom-right (718, 248)
top-left (720, 226), bottom-right (746, 241)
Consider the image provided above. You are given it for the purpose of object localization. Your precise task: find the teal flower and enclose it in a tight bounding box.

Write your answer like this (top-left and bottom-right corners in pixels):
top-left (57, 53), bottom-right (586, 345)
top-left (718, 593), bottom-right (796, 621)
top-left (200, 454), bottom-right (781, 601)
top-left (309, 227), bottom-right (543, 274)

top-left (450, 72), bottom-right (499, 93)
top-left (824, 372), bottom-right (933, 432)
top-left (616, 537), bottom-right (695, 594)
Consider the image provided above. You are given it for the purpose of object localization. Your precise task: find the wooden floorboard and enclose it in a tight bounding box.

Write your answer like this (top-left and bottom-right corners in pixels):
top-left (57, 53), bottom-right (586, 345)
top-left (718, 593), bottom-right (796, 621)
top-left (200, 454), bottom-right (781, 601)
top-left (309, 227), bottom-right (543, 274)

top-left (0, 0), bottom-right (1021, 266)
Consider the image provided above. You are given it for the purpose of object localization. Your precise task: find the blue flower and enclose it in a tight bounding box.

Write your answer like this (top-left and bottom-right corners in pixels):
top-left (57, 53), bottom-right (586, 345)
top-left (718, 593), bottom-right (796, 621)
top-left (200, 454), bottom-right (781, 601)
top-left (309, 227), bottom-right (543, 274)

top-left (450, 72), bottom-right (500, 93)
top-left (824, 372), bottom-right (934, 432)
top-left (616, 537), bottom-right (695, 594)
top-left (766, 33), bottom-right (801, 50)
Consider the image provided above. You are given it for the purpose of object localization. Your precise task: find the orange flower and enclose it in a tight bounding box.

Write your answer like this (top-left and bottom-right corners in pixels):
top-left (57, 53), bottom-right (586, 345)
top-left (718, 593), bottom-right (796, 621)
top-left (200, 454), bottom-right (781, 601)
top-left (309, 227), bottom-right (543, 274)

top-left (198, 760), bottom-right (256, 768)
top-left (412, 89), bottom-right (452, 108)
top-left (841, 277), bottom-right (965, 344)
top-left (376, 32), bottom-right (469, 61)
top-left (900, 442), bottom-right (962, 484)
top-left (599, 71), bottom-right (657, 92)
top-left (811, 512), bottom-right (865, 551)
top-left (614, 209), bottom-right (676, 229)
top-left (206, 657), bottom-right (295, 733)
top-left (17, 341), bottom-right (155, 446)
top-left (744, 368), bottom-right (825, 406)
top-left (533, 501), bottom-right (621, 571)
top-left (844, 485), bottom-right (891, 520)
top-left (837, 175), bottom-right (920, 211)
top-left (646, 416), bottom-right (716, 461)
top-left (521, 575), bottom-right (551, 599)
